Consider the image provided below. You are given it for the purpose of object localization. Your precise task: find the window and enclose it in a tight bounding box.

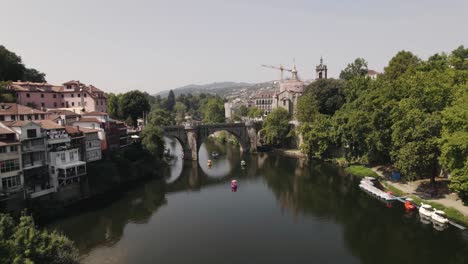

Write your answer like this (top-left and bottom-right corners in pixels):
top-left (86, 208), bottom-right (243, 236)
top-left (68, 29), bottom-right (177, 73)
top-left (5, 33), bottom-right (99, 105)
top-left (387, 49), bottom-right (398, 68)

top-left (67, 85), bottom-right (72, 89)
top-left (53, 94), bottom-right (56, 98)
top-left (0, 147), bottom-right (6, 153)
top-left (1, 175), bottom-right (21, 189)
top-left (84, 93), bottom-right (87, 97)
top-left (71, 94), bottom-right (74, 97)
top-left (40, 114), bottom-right (45, 119)
top-left (60, 153), bottom-right (66, 162)
top-left (61, 103), bottom-right (65, 107)
top-left (0, 116), bottom-right (4, 121)
top-left (34, 114), bottom-right (39, 119)
top-left (72, 102), bottom-right (75, 106)
top-left (26, 93), bottom-right (30, 98)
top-left (19, 115), bottom-right (24, 121)
top-left (283, 100), bottom-right (286, 106)
top-left (0, 159), bottom-right (20, 173)
top-left (26, 129), bottom-right (37, 138)
top-left (10, 145), bottom-right (17, 152)
top-left (41, 103), bottom-right (45, 107)
top-left (78, 93), bottom-right (81, 97)
top-left (61, 94), bottom-right (64, 98)
top-left (11, 115), bottom-right (16, 121)
top-left (70, 151), bottom-right (74, 161)
top-left (54, 102), bottom-right (57, 107)
top-left (41, 94), bottom-right (44, 98)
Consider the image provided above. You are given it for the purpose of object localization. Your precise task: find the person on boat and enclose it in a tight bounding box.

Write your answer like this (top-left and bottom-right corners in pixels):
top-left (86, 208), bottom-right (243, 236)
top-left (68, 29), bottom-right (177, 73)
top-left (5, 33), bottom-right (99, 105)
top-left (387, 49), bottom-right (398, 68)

top-left (404, 198), bottom-right (415, 211)
top-left (207, 159), bottom-right (212, 167)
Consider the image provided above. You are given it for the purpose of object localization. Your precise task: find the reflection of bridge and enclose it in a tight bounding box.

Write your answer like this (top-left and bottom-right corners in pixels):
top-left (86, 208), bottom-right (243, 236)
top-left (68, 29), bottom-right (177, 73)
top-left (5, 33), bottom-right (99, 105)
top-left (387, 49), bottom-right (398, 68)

top-left (163, 122), bottom-right (260, 160)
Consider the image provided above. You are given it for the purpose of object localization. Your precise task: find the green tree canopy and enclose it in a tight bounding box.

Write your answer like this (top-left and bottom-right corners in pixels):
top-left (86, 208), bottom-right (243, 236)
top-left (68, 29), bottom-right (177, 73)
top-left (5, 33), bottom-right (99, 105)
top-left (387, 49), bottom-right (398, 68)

top-left (119, 91), bottom-right (151, 126)
top-left (261, 108), bottom-right (291, 146)
top-left (0, 45), bottom-right (46, 82)
top-left (248, 106), bottom-right (262, 118)
top-left (384, 50), bottom-right (420, 79)
top-left (339, 58), bottom-right (368, 81)
top-left (0, 213), bottom-right (78, 264)
top-left (165, 90), bottom-right (176, 112)
top-left (303, 79), bottom-right (345, 115)
top-left (201, 97), bottom-right (225, 123)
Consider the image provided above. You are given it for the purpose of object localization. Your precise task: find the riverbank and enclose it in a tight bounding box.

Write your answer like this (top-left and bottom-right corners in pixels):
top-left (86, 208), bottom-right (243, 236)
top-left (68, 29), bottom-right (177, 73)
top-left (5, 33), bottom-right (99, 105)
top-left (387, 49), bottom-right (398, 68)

top-left (370, 166), bottom-right (468, 226)
top-left (274, 149), bottom-right (307, 159)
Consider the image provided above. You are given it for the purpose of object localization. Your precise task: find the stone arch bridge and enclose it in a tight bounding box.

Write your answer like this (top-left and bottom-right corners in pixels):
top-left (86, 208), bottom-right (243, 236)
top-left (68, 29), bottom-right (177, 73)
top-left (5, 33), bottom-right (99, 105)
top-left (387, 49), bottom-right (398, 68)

top-left (163, 122), bottom-right (260, 160)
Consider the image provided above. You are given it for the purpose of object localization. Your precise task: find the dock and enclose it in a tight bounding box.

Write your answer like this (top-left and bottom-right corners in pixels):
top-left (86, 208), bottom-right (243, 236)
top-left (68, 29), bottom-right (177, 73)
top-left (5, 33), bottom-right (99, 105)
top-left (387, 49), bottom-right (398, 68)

top-left (359, 178), bottom-right (467, 231)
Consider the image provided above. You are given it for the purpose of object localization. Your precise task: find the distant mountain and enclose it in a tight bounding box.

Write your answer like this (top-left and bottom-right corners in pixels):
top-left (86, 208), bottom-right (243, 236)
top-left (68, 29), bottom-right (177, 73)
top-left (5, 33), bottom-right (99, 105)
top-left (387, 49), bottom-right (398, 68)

top-left (156, 81), bottom-right (279, 100)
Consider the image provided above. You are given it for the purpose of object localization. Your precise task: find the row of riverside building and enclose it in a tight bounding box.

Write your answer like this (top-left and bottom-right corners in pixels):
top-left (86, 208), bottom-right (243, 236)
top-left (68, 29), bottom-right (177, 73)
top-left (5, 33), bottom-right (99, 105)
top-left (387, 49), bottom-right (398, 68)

top-left (0, 81), bottom-right (130, 199)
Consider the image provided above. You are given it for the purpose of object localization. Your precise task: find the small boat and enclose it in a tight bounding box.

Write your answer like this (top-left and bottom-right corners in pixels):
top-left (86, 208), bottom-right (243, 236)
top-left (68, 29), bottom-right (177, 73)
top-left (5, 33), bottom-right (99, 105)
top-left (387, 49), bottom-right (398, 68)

top-left (419, 203), bottom-right (433, 219)
top-left (404, 198), bottom-right (416, 211)
top-left (231, 179), bottom-right (238, 192)
top-left (431, 210), bottom-right (449, 226)
top-left (240, 160), bottom-right (246, 166)
top-left (207, 159), bottom-right (212, 167)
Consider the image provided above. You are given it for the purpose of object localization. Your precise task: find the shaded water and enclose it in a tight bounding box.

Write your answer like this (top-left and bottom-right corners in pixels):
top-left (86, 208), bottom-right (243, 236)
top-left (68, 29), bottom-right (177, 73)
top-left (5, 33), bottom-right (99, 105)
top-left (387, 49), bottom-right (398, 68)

top-left (50, 138), bottom-right (468, 264)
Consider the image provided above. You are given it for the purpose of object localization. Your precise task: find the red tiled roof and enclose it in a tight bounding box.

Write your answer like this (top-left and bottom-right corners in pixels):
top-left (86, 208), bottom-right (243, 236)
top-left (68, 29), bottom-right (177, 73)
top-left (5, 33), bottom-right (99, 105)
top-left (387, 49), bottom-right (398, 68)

top-left (0, 103), bottom-right (46, 115)
top-left (34, 120), bottom-right (64, 130)
top-left (83, 111), bottom-right (108, 116)
top-left (47, 109), bottom-right (80, 117)
top-left (78, 127), bottom-right (101, 133)
top-left (0, 126), bottom-right (14, 135)
top-left (2, 120), bottom-right (37, 127)
top-left (367, 69), bottom-right (380, 75)
top-left (75, 118), bottom-right (101, 123)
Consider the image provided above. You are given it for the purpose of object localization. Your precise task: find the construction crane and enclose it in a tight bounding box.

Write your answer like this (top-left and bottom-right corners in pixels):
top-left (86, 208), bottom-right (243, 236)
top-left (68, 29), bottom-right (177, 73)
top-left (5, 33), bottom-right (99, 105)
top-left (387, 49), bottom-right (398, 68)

top-left (261, 64), bottom-right (293, 81)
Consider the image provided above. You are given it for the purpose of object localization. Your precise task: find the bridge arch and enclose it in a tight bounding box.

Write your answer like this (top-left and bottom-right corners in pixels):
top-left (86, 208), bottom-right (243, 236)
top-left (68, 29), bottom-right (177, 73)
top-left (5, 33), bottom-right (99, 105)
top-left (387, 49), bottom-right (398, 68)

top-left (162, 122), bottom-right (260, 161)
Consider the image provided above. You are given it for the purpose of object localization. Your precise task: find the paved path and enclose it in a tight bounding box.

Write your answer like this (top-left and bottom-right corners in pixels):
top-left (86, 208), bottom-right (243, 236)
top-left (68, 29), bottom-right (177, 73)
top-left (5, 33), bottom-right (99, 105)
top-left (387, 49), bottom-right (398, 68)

top-left (371, 167), bottom-right (468, 216)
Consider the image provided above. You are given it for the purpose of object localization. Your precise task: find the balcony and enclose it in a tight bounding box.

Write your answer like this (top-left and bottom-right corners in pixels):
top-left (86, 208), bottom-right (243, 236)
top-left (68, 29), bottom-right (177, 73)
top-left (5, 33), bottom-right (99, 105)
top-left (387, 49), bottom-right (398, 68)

top-left (22, 142), bottom-right (45, 153)
top-left (22, 160), bottom-right (45, 170)
top-left (29, 186), bottom-right (56, 199)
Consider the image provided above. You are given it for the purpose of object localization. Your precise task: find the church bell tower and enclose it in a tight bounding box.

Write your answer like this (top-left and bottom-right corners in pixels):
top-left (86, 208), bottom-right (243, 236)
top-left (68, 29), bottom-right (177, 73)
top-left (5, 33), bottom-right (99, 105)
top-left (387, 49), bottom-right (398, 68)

top-left (316, 57), bottom-right (328, 79)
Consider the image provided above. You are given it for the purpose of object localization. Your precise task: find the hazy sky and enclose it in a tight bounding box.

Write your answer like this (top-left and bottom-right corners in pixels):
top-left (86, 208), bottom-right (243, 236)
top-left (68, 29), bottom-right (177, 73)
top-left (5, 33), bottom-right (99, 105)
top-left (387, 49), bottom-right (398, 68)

top-left (1, 0), bottom-right (467, 94)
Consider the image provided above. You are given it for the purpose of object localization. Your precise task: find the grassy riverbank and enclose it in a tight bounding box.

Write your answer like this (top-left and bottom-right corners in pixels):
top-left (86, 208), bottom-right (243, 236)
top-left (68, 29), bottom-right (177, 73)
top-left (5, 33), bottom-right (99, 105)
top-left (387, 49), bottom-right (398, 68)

top-left (345, 165), bottom-right (379, 178)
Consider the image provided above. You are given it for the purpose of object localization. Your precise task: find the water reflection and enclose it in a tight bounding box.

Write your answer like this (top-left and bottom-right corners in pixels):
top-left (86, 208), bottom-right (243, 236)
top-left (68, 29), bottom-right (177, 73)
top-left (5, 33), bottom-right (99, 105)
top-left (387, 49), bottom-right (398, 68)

top-left (163, 137), bottom-right (184, 184)
top-left (48, 141), bottom-right (468, 264)
top-left (198, 139), bottom-right (242, 179)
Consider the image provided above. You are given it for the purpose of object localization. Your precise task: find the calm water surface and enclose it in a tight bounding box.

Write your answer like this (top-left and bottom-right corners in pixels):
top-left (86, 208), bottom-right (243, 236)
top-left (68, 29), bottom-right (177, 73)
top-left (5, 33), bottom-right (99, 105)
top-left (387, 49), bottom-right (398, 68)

top-left (50, 138), bottom-right (468, 264)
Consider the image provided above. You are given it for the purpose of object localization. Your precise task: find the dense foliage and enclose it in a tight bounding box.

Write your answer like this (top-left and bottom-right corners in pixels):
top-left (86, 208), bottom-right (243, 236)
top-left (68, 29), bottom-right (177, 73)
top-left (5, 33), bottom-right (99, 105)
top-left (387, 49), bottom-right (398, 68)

top-left (0, 213), bottom-right (78, 264)
top-left (297, 46), bottom-right (468, 200)
top-left (261, 108), bottom-right (291, 146)
top-left (0, 45), bottom-right (46, 82)
top-left (107, 91), bottom-right (152, 126)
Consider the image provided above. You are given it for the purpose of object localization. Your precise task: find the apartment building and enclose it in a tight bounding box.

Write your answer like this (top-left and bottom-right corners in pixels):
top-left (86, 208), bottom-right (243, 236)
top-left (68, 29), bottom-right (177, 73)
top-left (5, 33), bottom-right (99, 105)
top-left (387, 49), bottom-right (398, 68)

top-left (7, 80), bottom-right (108, 113)
top-left (0, 124), bottom-right (22, 194)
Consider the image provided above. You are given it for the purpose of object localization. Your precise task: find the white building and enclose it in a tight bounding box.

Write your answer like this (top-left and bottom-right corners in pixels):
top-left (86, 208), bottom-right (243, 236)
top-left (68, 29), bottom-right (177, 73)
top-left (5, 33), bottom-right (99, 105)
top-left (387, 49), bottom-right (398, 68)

top-left (5, 121), bottom-right (51, 198)
top-left (0, 124), bottom-right (23, 194)
top-left (80, 127), bottom-right (102, 162)
top-left (36, 120), bottom-right (86, 190)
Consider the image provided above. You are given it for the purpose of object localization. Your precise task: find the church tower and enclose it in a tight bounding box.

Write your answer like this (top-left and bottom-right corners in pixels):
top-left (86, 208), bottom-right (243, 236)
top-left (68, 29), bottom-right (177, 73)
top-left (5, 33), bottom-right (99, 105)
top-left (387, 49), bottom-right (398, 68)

top-left (316, 57), bottom-right (328, 79)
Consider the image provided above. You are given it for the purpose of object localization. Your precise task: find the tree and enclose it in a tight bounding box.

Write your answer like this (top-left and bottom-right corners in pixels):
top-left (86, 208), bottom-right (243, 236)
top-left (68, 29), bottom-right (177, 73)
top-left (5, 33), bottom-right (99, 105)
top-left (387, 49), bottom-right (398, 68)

top-left (0, 82), bottom-right (15, 102)
top-left (201, 97), bottom-right (225, 123)
top-left (440, 92), bottom-right (468, 201)
top-left (303, 79), bottom-right (345, 115)
top-left (384, 50), bottom-right (420, 79)
top-left (0, 213), bottom-right (78, 264)
top-left (165, 90), bottom-right (175, 112)
top-left (22, 68), bottom-right (46, 82)
top-left (248, 106), bottom-right (262, 118)
top-left (237, 105), bottom-right (249, 117)
top-left (339, 58), bottom-right (368, 81)
top-left (119, 91), bottom-right (150, 127)
top-left (261, 108), bottom-right (291, 146)
top-left (107, 93), bottom-right (121, 119)
top-left (147, 108), bottom-right (172, 126)
top-left (174, 102), bottom-right (187, 124)
top-left (449, 45), bottom-right (468, 70)
top-left (141, 123), bottom-right (165, 159)
top-left (0, 45), bottom-right (46, 82)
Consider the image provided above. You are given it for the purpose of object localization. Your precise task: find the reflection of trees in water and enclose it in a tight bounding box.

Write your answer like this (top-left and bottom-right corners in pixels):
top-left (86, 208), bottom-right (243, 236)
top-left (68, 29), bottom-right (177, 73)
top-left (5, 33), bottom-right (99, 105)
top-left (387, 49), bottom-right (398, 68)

top-left (51, 180), bottom-right (167, 255)
top-left (262, 156), bottom-right (468, 263)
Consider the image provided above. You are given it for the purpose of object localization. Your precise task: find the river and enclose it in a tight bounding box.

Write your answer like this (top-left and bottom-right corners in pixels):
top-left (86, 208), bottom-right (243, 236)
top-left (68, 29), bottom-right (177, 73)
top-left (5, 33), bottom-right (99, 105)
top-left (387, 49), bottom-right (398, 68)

top-left (49, 137), bottom-right (468, 264)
